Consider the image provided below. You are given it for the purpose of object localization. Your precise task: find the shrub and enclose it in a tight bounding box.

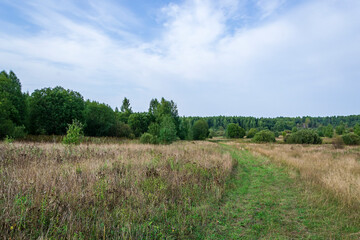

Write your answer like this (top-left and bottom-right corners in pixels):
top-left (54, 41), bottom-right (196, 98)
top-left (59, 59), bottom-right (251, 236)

top-left (192, 119), bottom-right (209, 140)
top-left (285, 129), bottom-right (322, 144)
top-left (332, 137), bottom-right (345, 149)
top-left (226, 123), bottom-right (245, 139)
top-left (12, 125), bottom-right (27, 139)
top-left (246, 128), bottom-right (257, 138)
top-left (252, 130), bottom-right (276, 143)
top-left (342, 133), bottom-right (360, 145)
top-left (140, 133), bottom-right (154, 144)
top-left (63, 120), bottom-right (84, 145)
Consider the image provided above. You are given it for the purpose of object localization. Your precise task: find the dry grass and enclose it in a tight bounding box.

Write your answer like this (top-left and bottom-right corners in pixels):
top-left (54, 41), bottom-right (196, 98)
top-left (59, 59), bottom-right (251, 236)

top-left (243, 143), bottom-right (360, 208)
top-left (0, 141), bottom-right (234, 239)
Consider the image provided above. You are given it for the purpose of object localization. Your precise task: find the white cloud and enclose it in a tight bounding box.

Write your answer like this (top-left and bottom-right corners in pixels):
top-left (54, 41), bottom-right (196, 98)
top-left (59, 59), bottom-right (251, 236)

top-left (0, 0), bottom-right (359, 116)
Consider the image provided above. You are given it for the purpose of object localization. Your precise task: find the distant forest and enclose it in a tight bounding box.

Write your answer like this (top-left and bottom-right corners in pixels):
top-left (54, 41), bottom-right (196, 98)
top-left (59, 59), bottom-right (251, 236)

top-left (1, 70), bottom-right (360, 141)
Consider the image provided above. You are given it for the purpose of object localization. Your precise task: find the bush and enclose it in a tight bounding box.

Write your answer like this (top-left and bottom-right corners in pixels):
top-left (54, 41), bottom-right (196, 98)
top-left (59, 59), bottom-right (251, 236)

top-left (252, 130), bottom-right (276, 143)
top-left (246, 128), bottom-right (257, 138)
top-left (12, 125), bottom-right (27, 139)
top-left (192, 119), bottom-right (209, 140)
top-left (342, 133), bottom-right (360, 145)
top-left (285, 129), bottom-right (322, 144)
top-left (226, 123), bottom-right (245, 139)
top-left (63, 120), bottom-right (84, 145)
top-left (332, 137), bottom-right (345, 149)
top-left (140, 133), bottom-right (154, 144)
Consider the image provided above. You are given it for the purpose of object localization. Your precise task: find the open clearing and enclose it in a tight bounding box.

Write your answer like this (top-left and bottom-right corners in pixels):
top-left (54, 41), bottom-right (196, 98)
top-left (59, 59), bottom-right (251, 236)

top-left (1, 141), bottom-right (360, 239)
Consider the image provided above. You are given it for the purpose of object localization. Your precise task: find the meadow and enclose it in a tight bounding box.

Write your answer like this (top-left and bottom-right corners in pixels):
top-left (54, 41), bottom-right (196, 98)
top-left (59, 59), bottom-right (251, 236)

top-left (1, 139), bottom-right (360, 239)
top-left (0, 141), bottom-right (234, 239)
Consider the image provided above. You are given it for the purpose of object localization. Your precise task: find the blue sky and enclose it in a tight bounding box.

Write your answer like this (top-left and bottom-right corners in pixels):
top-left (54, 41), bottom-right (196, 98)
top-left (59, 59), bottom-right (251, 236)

top-left (0, 0), bottom-right (359, 117)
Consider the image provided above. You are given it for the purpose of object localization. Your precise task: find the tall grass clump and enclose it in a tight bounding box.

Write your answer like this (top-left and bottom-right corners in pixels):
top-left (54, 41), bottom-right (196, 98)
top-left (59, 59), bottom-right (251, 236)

top-left (0, 141), bottom-right (234, 239)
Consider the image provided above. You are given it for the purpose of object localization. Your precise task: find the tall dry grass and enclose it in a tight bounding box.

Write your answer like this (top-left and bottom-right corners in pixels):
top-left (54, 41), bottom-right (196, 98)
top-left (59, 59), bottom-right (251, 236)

top-left (243, 143), bottom-right (360, 208)
top-left (0, 141), bottom-right (234, 239)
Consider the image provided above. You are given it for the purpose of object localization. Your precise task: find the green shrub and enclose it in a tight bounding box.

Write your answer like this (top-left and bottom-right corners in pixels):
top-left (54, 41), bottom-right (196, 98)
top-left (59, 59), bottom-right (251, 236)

top-left (342, 133), bottom-right (360, 145)
top-left (285, 129), bottom-right (322, 144)
top-left (226, 123), bottom-right (245, 139)
top-left (12, 125), bottom-right (27, 139)
top-left (63, 120), bottom-right (84, 145)
top-left (252, 130), bottom-right (275, 143)
top-left (140, 133), bottom-right (154, 144)
top-left (192, 119), bottom-right (209, 140)
top-left (246, 128), bottom-right (257, 138)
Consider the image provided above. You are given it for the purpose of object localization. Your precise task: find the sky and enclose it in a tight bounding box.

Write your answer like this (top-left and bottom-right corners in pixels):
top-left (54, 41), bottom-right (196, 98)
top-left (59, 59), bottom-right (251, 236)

top-left (0, 0), bottom-right (359, 117)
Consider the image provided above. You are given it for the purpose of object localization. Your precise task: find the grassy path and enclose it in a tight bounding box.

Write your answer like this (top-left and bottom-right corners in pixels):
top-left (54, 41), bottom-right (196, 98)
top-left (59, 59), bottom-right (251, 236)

top-left (196, 144), bottom-right (360, 239)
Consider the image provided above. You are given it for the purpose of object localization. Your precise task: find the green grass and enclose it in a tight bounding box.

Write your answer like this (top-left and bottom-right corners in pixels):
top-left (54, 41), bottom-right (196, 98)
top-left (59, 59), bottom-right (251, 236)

top-left (196, 143), bottom-right (360, 239)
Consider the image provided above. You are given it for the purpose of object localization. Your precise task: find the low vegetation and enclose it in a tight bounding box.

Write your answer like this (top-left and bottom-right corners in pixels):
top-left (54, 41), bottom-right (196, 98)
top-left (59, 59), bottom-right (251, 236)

top-left (244, 143), bottom-right (360, 208)
top-left (0, 142), bottom-right (234, 239)
top-left (252, 130), bottom-right (275, 143)
top-left (284, 129), bottom-right (322, 144)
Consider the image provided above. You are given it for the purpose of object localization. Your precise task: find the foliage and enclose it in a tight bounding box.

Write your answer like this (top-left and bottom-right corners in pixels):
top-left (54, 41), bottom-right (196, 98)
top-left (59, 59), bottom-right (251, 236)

top-left (324, 124), bottom-right (334, 138)
top-left (118, 97), bottom-right (133, 123)
top-left (63, 120), bottom-right (84, 145)
top-left (292, 126), bottom-right (298, 133)
top-left (140, 133), bottom-right (153, 144)
top-left (342, 133), bottom-right (360, 145)
top-left (335, 124), bottom-right (346, 135)
top-left (159, 115), bottom-right (177, 144)
top-left (354, 123), bottom-right (360, 136)
top-left (29, 86), bottom-right (85, 135)
top-left (192, 119), bottom-right (209, 140)
top-left (113, 121), bottom-right (132, 138)
top-left (12, 125), bottom-right (27, 139)
top-left (226, 123), bottom-right (245, 139)
top-left (285, 129), bottom-right (322, 144)
top-left (84, 101), bottom-right (115, 137)
top-left (246, 128), bottom-right (257, 138)
top-left (252, 130), bottom-right (276, 143)
top-left (0, 71), bottom-right (27, 139)
top-left (128, 112), bottom-right (150, 137)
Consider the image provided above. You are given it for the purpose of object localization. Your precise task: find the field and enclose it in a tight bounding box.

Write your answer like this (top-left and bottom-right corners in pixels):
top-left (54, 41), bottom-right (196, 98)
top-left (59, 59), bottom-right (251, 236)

top-left (1, 140), bottom-right (360, 239)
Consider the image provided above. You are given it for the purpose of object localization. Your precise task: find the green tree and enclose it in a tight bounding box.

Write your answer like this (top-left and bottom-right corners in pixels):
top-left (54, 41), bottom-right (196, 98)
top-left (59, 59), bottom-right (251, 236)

top-left (28, 86), bottom-right (85, 135)
top-left (354, 123), bottom-right (360, 136)
top-left (84, 101), bottom-right (116, 136)
top-left (335, 124), bottom-right (346, 135)
top-left (0, 71), bottom-right (27, 139)
top-left (324, 124), bottom-right (334, 138)
top-left (159, 115), bottom-right (177, 144)
top-left (226, 123), bottom-right (245, 139)
top-left (118, 97), bottom-right (132, 123)
top-left (128, 112), bottom-right (150, 137)
top-left (192, 119), bottom-right (209, 140)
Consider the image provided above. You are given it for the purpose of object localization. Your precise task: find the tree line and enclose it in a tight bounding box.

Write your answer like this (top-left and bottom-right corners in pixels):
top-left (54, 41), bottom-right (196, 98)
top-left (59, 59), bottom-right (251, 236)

top-left (1, 70), bottom-right (359, 143)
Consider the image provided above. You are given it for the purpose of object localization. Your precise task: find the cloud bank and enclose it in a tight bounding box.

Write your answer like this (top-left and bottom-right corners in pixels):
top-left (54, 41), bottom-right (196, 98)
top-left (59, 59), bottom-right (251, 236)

top-left (0, 0), bottom-right (359, 117)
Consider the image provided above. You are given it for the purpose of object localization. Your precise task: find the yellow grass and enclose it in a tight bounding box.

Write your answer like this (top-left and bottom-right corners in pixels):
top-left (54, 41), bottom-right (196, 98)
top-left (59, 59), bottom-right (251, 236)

top-left (243, 143), bottom-right (360, 208)
top-left (0, 141), bottom-right (234, 239)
